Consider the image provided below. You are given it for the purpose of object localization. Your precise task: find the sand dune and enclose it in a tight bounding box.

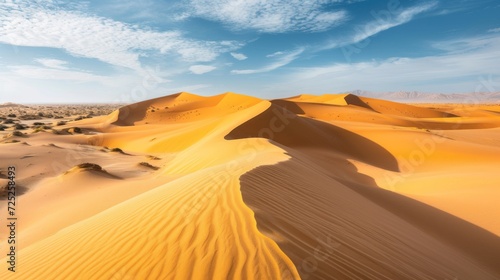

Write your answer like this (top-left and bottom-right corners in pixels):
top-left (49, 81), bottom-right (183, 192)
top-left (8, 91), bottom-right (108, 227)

top-left (1, 92), bottom-right (499, 279)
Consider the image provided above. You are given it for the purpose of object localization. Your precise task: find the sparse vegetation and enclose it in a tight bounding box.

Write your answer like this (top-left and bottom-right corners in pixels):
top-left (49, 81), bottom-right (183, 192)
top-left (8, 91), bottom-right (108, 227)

top-left (76, 163), bottom-right (103, 171)
top-left (138, 162), bottom-right (160, 170)
top-left (68, 127), bottom-right (82, 134)
top-left (4, 131), bottom-right (26, 138)
top-left (110, 147), bottom-right (125, 153)
top-left (50, 129), bottom-right (64, 135)
top-left (14, 123), bottom-right (27, 130)
top-left (32, 127), bottom-right (46, 133)
top-left (147, 155), bottom-right (161, 160)
top-left (64, 163), bottom-right (108, 175)
top-left (18, 114), bottom-right (42, 120)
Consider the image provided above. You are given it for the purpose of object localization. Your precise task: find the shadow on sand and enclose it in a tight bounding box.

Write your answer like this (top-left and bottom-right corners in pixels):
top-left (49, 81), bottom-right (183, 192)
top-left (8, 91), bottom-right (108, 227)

top-left (226, 101), bottom-right (500, 279)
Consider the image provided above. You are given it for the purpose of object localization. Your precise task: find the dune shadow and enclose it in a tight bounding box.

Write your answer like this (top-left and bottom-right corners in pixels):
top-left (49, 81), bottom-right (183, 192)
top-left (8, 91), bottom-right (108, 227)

top-left (225, 101), bottom-right (500, 279)
top-left (340, 177), bottom-right (500, 274)
top-left (238, 147), bottom-right (500, 279)
top-left (226, 101), bottom-right (399, 172)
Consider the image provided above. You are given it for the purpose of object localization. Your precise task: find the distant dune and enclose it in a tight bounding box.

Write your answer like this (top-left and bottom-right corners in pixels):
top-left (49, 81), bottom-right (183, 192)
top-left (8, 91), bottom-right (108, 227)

top-left (351, 90), bottom-right (500, 103)
top-left (1, 92), bottom-right (500, 279)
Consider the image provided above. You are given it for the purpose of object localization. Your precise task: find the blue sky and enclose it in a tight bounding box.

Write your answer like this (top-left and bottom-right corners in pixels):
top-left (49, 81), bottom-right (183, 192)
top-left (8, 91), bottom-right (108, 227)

top-left (0, 0), bottom-right (499, 103)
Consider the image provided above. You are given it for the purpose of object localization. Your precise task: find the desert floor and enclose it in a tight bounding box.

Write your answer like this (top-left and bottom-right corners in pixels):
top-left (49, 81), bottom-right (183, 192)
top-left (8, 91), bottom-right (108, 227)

top-left (1, 93), bottom-right (499, 279)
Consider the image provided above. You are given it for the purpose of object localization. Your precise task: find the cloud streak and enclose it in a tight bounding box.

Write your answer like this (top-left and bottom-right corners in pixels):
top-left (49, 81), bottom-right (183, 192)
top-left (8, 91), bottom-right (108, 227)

top-left (186, 0), bottom-right (348, 33)
top-left (230, 52), bottom-right (248, 60)
top-left (320, 1), bottom-right (438, 51)
top-left (232, 48), bottom-right (304, 74)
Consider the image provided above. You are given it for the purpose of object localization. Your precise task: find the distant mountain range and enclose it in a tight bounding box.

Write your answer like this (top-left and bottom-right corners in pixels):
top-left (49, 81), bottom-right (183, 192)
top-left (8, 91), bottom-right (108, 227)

top-left (350, 90), bottom-right (500, 103)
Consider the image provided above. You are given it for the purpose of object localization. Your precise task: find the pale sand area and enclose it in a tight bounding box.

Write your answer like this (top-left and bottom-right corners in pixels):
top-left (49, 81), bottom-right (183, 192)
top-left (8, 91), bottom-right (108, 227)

top-left (0, 92), bottom-right (499, 279)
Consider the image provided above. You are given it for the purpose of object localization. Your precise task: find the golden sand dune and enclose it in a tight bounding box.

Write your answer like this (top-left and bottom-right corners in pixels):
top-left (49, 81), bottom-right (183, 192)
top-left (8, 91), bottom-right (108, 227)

top-left (111, 92), bottom-right (262, 126)
top-left (1, 92), bottom-right (499, 279)
top-left (285, 93), bottom-right (455, 118)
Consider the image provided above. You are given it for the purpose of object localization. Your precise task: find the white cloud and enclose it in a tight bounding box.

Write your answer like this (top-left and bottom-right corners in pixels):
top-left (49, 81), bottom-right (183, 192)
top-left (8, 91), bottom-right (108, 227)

top-left (266, 51), bottom-right (284, 58)
top-left (488, 27), bottom-right (500, 33)
top-left (189, 65), bottom-right (217, 74)
top-left (186, 0), bottom-right (348, 33)
top-left (232, 48), bottom-right (304, 74)
top-left (0, 1), bottom-right (241, 73)
top-left (230, 52), bottom-right (248, 60)
top-left (35, 58), bottom-right (68, 70)
top-left (354, 2), bottom-right (437, 43)
top-left (275, 34), bottom-right (500, 93)
top-left (320, 1), bottom-right (437, 50)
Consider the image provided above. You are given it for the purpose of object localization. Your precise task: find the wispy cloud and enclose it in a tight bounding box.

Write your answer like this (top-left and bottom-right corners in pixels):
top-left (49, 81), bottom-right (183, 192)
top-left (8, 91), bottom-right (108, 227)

top-left (232, 48), bottom-right (304, 74)
top-left (9, 65), bottom-right (111, 83)
top-left (266, 51), bottom-right (284, 58)
top-left (0, 1), bottom-right (241, 73)
top-left (277, 34), bottom-right (500, 93)
top-left (431, 34), bottom-right (499, 54)
top-left (189, 65), bottom-right (217, 74)
top-left (35, 58), bottom-right (69, 70)
top-left (320, 1), bottom-right (438, 50)
top-left (186, 0), bottom-right (348, 33)
top-left (230, 52), bottom-right (248, 60)
top-left (488, 27), bottom-right (500, 33)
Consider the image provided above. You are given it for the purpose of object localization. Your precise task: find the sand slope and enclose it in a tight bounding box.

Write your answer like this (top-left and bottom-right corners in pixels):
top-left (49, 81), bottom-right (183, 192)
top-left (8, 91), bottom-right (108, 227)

top-left (1, 92), bottom-right (499, 279)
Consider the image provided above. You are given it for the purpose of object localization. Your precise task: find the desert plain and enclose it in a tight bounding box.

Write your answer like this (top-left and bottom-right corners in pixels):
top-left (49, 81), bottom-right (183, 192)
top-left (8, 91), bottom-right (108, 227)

top-left (0, 92), bottom-right (500, 279)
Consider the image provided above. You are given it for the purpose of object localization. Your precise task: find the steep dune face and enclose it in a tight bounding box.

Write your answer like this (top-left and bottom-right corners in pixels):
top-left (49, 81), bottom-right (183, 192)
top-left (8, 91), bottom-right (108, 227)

top-left (1, 92), bottom-right (499, 280)
top-left (240, 158), bottom-right (500, 280)
top-left (226, 103), bottom-right (400, 171)
top-left (229, 98), bottom-right (500, 279)
top-left (285, 93), bottom-right (456, 118)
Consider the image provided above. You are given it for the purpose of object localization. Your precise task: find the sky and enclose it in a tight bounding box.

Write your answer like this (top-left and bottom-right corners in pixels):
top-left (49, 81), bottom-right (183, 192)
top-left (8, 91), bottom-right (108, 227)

top-left (0, 0), bottom-right (499, 103)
